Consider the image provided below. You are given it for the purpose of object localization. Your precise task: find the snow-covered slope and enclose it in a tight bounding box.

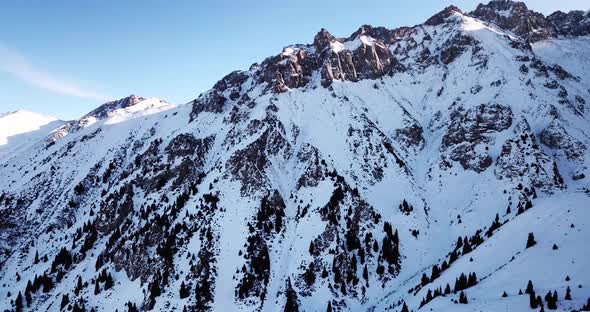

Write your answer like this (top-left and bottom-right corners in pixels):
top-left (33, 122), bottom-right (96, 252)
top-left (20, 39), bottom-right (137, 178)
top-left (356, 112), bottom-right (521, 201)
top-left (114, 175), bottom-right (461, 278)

top-left (533, 37), bottom-right (590, 85)
top-left (1, 1), bottom-right (589, 312)
top-left (0, 110), bottom-right (65, 159)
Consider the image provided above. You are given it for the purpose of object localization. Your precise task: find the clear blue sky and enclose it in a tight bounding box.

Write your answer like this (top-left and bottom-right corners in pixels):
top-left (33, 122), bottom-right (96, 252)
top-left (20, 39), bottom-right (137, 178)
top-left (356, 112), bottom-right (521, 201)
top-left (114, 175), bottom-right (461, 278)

top-left (0, 0), bottom-right (587, 120)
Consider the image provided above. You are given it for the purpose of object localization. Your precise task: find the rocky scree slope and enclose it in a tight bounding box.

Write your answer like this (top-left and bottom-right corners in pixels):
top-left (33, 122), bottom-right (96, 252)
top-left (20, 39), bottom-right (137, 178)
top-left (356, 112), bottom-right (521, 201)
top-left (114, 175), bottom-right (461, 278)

top-left (1, 1), bottom-right (590, 311)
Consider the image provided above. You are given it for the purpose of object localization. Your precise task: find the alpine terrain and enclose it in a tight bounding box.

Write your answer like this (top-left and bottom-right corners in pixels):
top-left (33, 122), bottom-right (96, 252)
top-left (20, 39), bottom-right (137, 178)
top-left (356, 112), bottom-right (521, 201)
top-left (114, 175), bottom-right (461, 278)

top-left (1, 1), bottom-right (590, 311)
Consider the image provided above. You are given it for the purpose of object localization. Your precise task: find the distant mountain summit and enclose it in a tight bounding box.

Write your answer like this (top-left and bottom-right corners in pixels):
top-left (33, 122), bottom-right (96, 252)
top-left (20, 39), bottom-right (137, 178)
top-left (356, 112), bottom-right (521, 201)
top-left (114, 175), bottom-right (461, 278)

top-left (0, 110), bottom-right (62, 146)
top-left (46, 95), bottom-right (174, 145)
top-left (471, 0), bottom-right (590, 41)
top-left (1, 1), bottom-right (589, 311)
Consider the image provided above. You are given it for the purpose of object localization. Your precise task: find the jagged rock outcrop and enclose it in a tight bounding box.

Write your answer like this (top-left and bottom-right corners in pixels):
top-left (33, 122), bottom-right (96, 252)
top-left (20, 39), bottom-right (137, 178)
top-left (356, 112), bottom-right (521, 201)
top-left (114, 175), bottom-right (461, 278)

top-left (425, 5), bottom-right (463, 26)
top-left (471, 0), bottom-right (555, 42)
top-left (495, 119), bottom-right (565, 191)
top-left (540, 119), bottom-right (587, 161)
top-left (442, 103), bottom-right (513, 172)
top-left (547, 10), bottom-right (590, 37)
top-left (471, 0), bottom-right (590, 42)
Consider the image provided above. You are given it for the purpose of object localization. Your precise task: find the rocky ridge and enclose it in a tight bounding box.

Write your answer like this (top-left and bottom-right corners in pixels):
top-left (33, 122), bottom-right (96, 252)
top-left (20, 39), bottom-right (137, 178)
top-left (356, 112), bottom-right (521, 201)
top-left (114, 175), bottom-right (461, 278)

top-left (1, 1), bottom-right (590, 312)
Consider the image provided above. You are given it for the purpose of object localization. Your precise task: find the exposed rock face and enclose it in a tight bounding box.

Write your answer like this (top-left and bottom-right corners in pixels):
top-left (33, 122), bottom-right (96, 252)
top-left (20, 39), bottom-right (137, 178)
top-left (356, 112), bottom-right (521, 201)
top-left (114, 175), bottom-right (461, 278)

top-left (471, 0), bottom-right (590, 42)
top-left (440, 34), bottom-right (478, 65)
top-left (227, 114), bottom-right (292, 194)
top-left (47, 95), bottom-right (172, 145)
top-left (495, 119), bottom-right (565, 191)
top-left (442, 103), bottom-right (513, 172)
top-left (85, 95), bottom-right (145, 119)
top-left (394, 112), bottom-right (425, 152)
top-left (267, 49), bottom-right (316, 93)
top-left (547, 10), bottom-right (590, 37)
top-left (352, 36), bottom-right (395, 79)
top-left (471, 0), bottom-right (555, 42)
top-left (179, 1), bottom-right (588, 103)
top-left (319, 35), bottom-right (395, 86)
top-left (540, 119), bottom-right (587, 161)
top-left (425, 5), bottom-right (462, 26)
top-left (347, 25), bottom-right (396, 44)
top-left (222, 28), bottom-right (400, 94)
top-left (190, 91), bottom-right (228, 119)
top-left (313, 28), bottom-right (337, 52)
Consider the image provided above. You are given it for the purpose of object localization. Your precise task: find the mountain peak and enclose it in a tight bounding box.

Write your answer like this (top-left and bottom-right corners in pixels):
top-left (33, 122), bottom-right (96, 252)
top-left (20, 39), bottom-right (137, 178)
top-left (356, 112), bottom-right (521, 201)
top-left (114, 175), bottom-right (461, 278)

top-left (45, 95), bottom-right (174, 145)
top-left (476, 0), bottom-right (529, 12)
top-left (313, 28), bottom-right (337, 52)
top-left (470, 0), bottom-right (590, 41)
top-left (83, 94), bottom-right (146, 119)
top-left (424, 5), bottom-right (463, 26)
top-left (470, 0), bottom-right (554, 41)
top-left (348, 24), bottom-right (394, 43)
top-left (0, 109), bottom-right (62, 147)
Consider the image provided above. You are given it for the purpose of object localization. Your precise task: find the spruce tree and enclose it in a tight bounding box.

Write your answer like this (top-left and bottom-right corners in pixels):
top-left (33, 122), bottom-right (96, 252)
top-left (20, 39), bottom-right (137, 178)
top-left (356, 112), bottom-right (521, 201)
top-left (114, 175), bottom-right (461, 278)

top-left (468, 272), bottom-right (477, 286)
top-left (75, 276), bottom-right (83, 295)
top-left (25, 290), bottom-right (32, 307)
top-left (284, 279), bottom-right (299, 312)
top-left (544, 290), bottom-right (557, 310)
top-left (459, 291), bottom-right (468, 304)
top-left (565, 286), bottom-right (571, 300)
top-left (60, 293), bottom-right (69, 310)
top-left (431, 265), bottom-right (440, 280)
top-left (426, 289), bottom-right (433, 302)
top-left (326, 301), bottom-right (332, 312)
top-left (179, 281), bottom-right (190, 299)
top-left (545, 291), bottom-right (556, 309)
top-left (526, 232), bottom-right (536, 248)
top-left (421, 273), bottom-right (429, 286)
top-left (529, 290), bottom-right (538, 309)
top-left (149, 279), bottom-right (161, 299)
top-left (462, 239), bottom-right (472, 254)
top-left (304, 262), bottom-right (316, 286)
top-left (449, 250), bottom-right (458, 263)
top-left (401, 302), bottom-right (409, 312)
top-left (15, 291), bottom-right (23, 312)
top-left (127, 301), bottom-right (139, 312)
top-left (525, 280), bottom-right (534, 294)
top-left (104, 273), bottom-right (114, 290)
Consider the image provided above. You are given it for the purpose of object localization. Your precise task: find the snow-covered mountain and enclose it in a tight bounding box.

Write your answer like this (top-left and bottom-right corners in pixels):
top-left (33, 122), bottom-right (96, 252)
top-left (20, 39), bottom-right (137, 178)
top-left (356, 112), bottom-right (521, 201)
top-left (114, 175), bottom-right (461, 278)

top-left (1, 1), bottom-right (589, 311)
top-left (0, 110), bottom-right (65, 159)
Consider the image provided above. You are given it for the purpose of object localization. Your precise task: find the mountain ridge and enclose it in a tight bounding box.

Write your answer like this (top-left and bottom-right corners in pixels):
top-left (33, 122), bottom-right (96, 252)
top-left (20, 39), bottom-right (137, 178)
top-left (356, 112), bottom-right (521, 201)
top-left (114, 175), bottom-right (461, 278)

top-left (1, 1), bottom-right (589, 312)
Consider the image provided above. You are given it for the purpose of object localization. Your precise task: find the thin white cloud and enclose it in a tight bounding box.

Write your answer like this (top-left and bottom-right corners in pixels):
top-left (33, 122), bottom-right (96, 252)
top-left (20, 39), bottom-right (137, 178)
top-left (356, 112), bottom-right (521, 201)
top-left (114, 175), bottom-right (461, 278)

top-left (0, 43), bottom-right (109, 101)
